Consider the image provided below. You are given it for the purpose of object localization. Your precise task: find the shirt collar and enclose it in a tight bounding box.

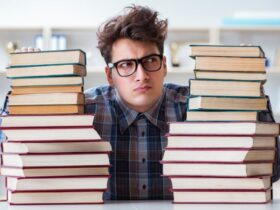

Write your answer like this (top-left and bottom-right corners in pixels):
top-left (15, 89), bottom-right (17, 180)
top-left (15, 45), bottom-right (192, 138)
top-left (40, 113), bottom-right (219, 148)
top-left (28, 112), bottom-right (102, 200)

top-left (113, 87), bottom-right (167, 134)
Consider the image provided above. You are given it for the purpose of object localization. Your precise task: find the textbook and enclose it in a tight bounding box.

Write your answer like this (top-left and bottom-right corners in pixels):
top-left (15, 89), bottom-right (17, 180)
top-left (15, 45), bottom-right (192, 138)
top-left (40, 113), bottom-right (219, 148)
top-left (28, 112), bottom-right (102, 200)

top-left (171, 188), bottom-right (271, 204)
top-left (7, 64), bottom-right (86, 79)
top-left (195, 56), bottom-right (265, 72)
top-left (170, 176), bottom-right (271, 190)
top-left (186, 110), bottom-right (258, 121)
top-left (9, 49), bottom-right (86, 67)
top-left (7, 176), bottom-right (110, 191)
top-left (1, 166), bottom-right (110, 177)
top-left (190, 79), bottom-right (262, 97)
top-left (168, 122), bottom-right (279, 136)
top-left (166, 135), bottom-right (276, 149)
top-left (8, 105), bottom-right (84, 115)
top-left (190, 45), bottom-right (265, 58)
top-left (162, 148), bottom-right (275, 163)
top-left (2, 141), bottom-right (112, 154)
top-left (2, 153), bottom-right (110, 167)
top-left (8, 93), bottom-right (85, 106)
top-left (8, 190), bottom-right (105, 204)
top-left (188, 96), bottom-right (267, 111)
top-left (11, 85), bottom-right (83, 95)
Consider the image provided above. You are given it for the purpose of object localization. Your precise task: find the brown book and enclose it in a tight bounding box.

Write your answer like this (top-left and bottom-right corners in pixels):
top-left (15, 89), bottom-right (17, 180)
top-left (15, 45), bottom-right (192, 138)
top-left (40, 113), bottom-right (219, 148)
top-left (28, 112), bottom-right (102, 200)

top-left (8, 93), bottom-right (84, 106)
top-left (8, 105), bottom-right (84, 115)
top-left (188, 96), bottom-right (267, 111)
top-left (190, 45), bottom-right (265, 58)
top-left (190, 79), bottom-right (262, 97)
top-left (7, 64), bottom-right (86, 78)
top-left (9, 49), bottom-right (86, 67)
top-left (11, 85), bottom-right (83, 95)
top-left (186, 110), bottom-right (257, 121)
top-left (195, 56), bottom-right (265, 72)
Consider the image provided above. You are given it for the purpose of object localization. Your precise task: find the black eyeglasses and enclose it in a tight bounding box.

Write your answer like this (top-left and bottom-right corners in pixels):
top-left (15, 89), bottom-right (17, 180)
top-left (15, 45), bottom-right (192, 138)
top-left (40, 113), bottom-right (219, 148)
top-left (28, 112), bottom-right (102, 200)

top-left (108, 54), bottom-right (163, 77)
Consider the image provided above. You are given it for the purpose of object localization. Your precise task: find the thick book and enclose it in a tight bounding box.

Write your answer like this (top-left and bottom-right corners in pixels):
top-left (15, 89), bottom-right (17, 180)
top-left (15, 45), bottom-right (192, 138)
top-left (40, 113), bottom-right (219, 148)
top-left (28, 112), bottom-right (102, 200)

top-left (8, 190), bottom-right (105, 204)
top-left (171, 188), bottom-right (271, 204)
top-left (166, 135), bottom-right (276, 149)
top-left (2, 153), bottom-right (110, 167)
top-left (190, 45), bottom-right (265, 58)
top-left (8, 105), bottom-right (84, 115)
top-left (168, 122), bottom-right (279, 136)
top-left (170, 176), bottom-right (271, 190)
top-left (194, 70), bottom-right (266, 82)
top-left (8, 93), bottom-right (85, 106)
top-left (11, 76), bottom-right (83, 87)
top-left (2, 141), bottom-right (112, 154)
top-left (161, 162), bottom-right (273, 177)
top-left (162, 148), bottom-right (275, 163)
top-left (186, 110), bottom-right (258, 121)
top-left (0, 114), bottom-right (94, 127)
top-left (7, 176), bottom-right (109, 191)
top-left (195, 56), bottom-right (265, 72)
top-left (1, 166), bottom-right (110, 177)
top-left (0, 127), bottom-right (101, 141)
top-left (11, 85), bottom-right (83, 95)
top-left (9, 49), bottom-right (86, 67)
top-left (7, 64), bottom-right (86, 79)
top-left (188, 96), bottom-right (267, 111)
top-left (189, 79), bottom-right (262, 97)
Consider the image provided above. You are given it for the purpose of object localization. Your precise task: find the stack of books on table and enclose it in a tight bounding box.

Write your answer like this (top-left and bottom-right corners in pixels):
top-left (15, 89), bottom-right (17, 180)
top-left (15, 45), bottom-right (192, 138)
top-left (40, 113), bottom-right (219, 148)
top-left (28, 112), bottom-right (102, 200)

top-left (161, 45), bottom-right (280, 204)
top-left (6, 50), bottom-right (86, 115)
top-left (0, 115), bottom-right (111, 204)
top-left (0, 50), bottom-right (112, 204)
top-left (187, 45), bottom-right (268, 121)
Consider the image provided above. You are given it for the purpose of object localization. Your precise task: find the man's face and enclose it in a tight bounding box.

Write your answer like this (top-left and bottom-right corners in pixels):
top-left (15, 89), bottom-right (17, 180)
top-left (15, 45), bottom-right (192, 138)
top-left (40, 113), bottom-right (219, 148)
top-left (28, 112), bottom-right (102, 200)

top-left (105, 38), bottom-right (167, 113)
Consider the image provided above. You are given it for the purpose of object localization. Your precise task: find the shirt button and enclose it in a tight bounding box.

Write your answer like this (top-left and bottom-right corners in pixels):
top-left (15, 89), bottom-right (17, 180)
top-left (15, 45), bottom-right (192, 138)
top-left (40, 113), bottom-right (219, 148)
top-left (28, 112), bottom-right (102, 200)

top-left (142, 158), bottom-right (146, 163)
top-left (141, 131), bottom-right (145, 136)
top-left (142, 185), bottom-right (146, 190)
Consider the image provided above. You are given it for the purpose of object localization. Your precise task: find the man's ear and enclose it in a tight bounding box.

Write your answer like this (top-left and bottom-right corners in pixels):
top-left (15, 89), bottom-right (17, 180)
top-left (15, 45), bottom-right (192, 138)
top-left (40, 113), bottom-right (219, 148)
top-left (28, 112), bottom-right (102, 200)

top-left (162, 56), bottom-right (167, 77)
top-left (105, 66), bottom-right (114, 86)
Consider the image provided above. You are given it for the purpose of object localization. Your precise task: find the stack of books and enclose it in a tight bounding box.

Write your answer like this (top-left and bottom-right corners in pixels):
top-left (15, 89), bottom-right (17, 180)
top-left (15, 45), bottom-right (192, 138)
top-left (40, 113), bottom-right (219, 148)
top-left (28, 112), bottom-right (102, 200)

top-left (6, 50), bottom-right (86, 115)
top-left (161, 45), bottom-right (280, 204)
top-left (0, 50), bottom-right (112, 204)
top-left (0, 115), bottom-right (111, 204)
top-left (187, 45), bottom-right (268, 121)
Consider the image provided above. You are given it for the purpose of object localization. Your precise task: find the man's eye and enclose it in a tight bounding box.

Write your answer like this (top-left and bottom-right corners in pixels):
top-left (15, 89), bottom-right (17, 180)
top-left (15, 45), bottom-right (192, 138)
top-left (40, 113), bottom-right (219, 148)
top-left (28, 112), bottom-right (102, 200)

top-left (118, 61), bottom-right (134, 69)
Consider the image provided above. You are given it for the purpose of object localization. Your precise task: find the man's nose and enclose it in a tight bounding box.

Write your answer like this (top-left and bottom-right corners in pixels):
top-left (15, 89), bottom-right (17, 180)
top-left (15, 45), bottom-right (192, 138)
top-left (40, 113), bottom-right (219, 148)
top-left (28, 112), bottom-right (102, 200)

top-left (135, 63), bottom-right (150, 81)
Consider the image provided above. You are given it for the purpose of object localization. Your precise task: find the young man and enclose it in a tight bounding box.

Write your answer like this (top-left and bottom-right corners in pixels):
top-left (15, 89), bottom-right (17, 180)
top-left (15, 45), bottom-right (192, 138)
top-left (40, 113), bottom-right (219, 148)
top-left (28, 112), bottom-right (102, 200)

top-left (0, 5), bottom-right (278, 200)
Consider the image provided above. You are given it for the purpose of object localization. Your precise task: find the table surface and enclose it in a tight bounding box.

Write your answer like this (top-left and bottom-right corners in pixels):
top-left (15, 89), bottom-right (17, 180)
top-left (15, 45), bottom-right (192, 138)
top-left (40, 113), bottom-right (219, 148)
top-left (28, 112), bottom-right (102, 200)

top-left (1, 181), bottom-right (280, 210)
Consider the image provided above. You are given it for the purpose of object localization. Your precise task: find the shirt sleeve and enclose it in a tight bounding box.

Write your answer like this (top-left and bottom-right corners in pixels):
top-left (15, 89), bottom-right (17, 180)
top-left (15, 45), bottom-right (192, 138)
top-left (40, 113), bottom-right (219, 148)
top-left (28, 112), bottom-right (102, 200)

top-left (0, 91), bottom-right (10, 142)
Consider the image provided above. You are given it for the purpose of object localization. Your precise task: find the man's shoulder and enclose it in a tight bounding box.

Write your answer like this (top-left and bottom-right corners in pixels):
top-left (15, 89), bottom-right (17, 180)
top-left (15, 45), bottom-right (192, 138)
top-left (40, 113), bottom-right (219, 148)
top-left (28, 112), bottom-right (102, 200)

top-left (84, 85), bottom-right (115, 104)
top-left (164, 83), bottom-right (189, 102)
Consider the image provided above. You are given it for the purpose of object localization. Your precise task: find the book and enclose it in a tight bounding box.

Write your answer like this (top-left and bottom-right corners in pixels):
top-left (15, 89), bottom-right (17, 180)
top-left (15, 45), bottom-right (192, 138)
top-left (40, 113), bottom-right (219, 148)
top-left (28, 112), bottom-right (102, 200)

top-left (194, 70), bottom-right (266, 82)
top-left (171, 189), bottom-right (271, 204)
top-left (2, 141), bottom-right (112, 154)
top-left (8, 105), bottom-right (84, 115)
top-left (1, 127), bottom-right (101, 141)
top-left (11, 76), bottom-right (83, 87)
top-left (166, 135), bottom-right (276, 149)
top-left (8, 190), bottom-right (105, 204)
top-left (1, 166), bottom-right (110, 177)
top-left (162, 148), bottom-right (275, 163)
top-left (170, 176), bottom-right (271, 190)
top-left (190, 79), bottom-right (262, 97)
top-left (2, 153), bottom-right (110, 167)
top-left (162, 162), bottom-right (273, 176)
top-left (9, 49), bottom-right (86, 67)
top-left (190, 45), bottom-right (265, 58)
top-left (7, 64), bottom-right (86, 79)
top-left (195, 56), bottom-right (265, 72)
top-left (8, 93), bottom-right (84, 106)
top-left (11, 85), bottom-right (83, 95)
top-left (7, 176), bottom-right (109, 191)
top-left (186, 110), bottom-right (258, 121)
top-left (168, 122), bottom-right (279, 136)
top-left (0, 114), bottom-right (94, 127)
top-left (188, 96), bottom-right (267, 111)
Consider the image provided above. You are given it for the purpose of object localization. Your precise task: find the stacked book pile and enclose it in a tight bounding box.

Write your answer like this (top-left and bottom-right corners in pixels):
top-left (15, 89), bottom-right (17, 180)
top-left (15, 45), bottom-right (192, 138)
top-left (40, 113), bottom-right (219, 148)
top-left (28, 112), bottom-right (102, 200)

top-left (161, 45), bottom-right (280, 204)
top-left (0, 50), bottom-right (111, 205)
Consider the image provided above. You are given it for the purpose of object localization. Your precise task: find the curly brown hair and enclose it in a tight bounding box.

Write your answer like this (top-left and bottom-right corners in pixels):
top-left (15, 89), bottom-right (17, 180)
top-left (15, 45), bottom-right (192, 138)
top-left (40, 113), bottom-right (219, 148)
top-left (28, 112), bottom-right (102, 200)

top-left (97, 5), bottom-right (168, 64)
